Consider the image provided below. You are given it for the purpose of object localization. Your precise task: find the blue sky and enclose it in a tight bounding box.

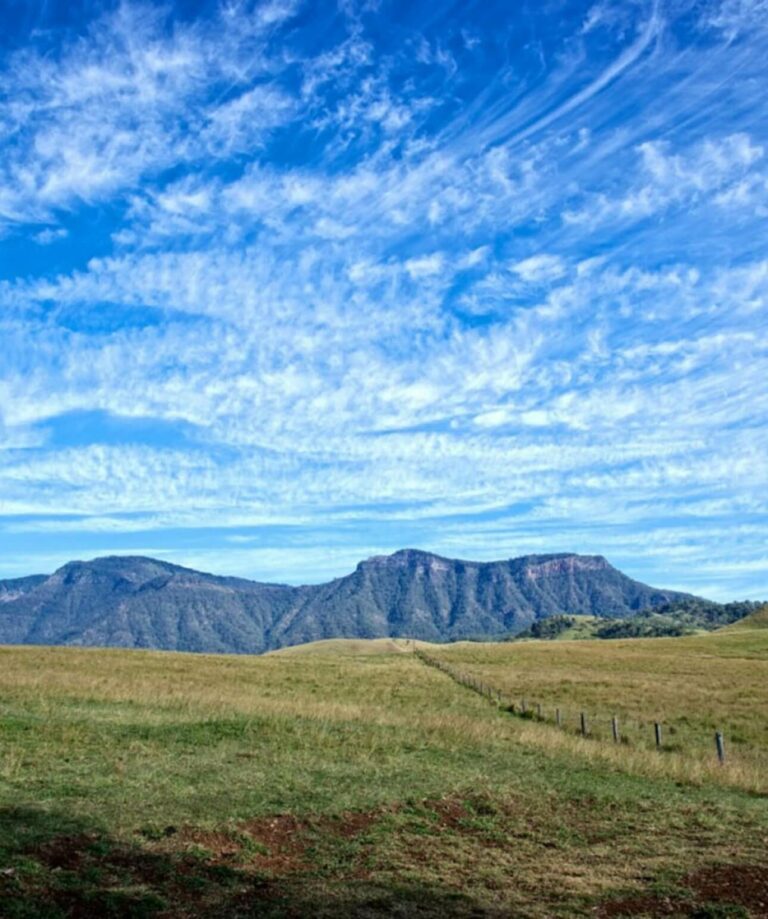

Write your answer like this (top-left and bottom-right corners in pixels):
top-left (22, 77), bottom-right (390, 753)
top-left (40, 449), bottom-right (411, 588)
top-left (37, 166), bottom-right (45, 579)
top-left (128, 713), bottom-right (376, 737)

top-left (0, 0), bottom-right (766, 598)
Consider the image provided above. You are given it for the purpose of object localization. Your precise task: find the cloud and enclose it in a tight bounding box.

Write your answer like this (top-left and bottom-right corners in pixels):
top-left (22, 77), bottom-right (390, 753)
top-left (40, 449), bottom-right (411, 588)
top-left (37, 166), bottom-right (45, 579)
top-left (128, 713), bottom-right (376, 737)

top-left (705, 0), bottom-right (768, 40)
top-left (33, 227), bottom-right (69, 245)
top-left (0, 0), bottom-right (767, 598)
top-left (0, 2), bottom-right (301, 228)
top-left (564, 133), bottom-right (765, 228)
top-left (511, 254), bottom-right (566, 283)
top-left (404, 253), bottom-right (445, 278)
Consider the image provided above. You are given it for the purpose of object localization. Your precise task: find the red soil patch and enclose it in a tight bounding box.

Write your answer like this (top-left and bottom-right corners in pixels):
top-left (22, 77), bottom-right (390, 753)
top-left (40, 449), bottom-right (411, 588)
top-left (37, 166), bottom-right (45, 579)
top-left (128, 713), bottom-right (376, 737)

top-left (687, 863), bottom-right (768, 913)
top-left (597, 863), bottom-right (768, 917)
top-left (152, 808), bottom-right (385, 876)
top-left (239, 814), bottom-right (314, 873)
top-left (427, 797), bottom-right (473, 830)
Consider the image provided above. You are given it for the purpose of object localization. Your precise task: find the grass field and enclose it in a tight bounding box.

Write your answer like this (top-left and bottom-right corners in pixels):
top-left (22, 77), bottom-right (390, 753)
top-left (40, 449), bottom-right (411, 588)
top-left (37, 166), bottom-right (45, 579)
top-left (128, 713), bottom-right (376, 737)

top-left (1, 632), bottom-right (767, 917)
top-left (427, 619), bottom-right (768, 784)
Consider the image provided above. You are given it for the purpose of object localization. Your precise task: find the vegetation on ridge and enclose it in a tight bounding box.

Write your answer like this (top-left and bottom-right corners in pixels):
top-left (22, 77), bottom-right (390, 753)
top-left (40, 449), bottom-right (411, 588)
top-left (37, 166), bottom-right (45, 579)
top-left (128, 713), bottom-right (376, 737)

top-left (513, 600), bottom-right (767, 642)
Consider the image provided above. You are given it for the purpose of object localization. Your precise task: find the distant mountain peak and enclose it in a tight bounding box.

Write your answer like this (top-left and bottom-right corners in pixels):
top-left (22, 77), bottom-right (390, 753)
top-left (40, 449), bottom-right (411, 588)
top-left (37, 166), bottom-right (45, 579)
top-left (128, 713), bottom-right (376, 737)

top-left (56, 555), bottom-right (184, 572)
top-left (358, 548), bottom-right (446, 569)
top-left (520, 554), bottom-right (612, 578)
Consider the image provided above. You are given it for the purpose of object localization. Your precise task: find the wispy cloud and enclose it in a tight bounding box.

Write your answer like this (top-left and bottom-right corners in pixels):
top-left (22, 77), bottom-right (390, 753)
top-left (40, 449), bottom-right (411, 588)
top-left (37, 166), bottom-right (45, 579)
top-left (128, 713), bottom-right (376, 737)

top-left (563, 133), bottom-right (765, 228)
top-left (0, 0), bottom-right (766, 597)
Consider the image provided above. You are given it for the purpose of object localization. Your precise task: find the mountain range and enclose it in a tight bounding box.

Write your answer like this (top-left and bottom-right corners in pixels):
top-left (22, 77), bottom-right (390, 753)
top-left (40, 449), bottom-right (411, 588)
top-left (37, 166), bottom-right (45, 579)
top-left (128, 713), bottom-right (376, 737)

top-left (0, 550), bottom-right (693, 654)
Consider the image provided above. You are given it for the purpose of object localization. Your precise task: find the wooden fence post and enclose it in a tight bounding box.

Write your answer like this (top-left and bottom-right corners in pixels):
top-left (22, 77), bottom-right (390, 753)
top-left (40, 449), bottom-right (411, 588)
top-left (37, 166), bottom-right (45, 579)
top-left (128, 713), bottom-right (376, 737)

top-left (654, 723), bottom-right (662, 749)
top-left (715, 731), bottom-right (725, 764)
top-left (555, 708), bottom-right (561, 727)
top-left (580, 712), bottom-right (588, 736)
top-left (611, 716), bottom-right (620, 743)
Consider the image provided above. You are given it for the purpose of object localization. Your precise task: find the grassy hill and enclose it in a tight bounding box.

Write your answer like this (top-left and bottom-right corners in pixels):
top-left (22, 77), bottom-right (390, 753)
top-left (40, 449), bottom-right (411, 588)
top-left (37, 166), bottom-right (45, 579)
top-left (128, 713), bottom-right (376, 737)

top-left (267, 637), bottom-right (414, 655)
top-left (723, 603), bottom-right (768, 630)
top-left (1, 636), bottom-right (767, 916)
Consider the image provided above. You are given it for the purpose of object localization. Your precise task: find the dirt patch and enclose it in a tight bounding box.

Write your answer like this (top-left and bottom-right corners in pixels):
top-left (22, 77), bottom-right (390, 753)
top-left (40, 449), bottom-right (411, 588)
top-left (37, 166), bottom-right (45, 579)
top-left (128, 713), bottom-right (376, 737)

top-left (242, 808), bottom-right (381, 848)
top-left (139, 807), bottom-right (385, 877)
top-left (239, 814), bottom-right (315, 873)
top-left (33, 832), bottom-right (102, 871)
top-left (687, 863), bottom-right (768, 914)
top-left (313, 808), bottom-right (382, 839)
top-left (597, 863), bottom-right (768, 917)
top-left (427, 797), bottom-right (474, 830)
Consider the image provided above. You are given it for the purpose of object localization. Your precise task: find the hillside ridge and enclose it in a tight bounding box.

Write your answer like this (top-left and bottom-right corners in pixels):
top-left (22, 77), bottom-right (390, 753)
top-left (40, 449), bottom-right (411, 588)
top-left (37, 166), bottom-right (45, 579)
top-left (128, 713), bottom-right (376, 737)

top-left (0, 549), bottom-right (693, 654)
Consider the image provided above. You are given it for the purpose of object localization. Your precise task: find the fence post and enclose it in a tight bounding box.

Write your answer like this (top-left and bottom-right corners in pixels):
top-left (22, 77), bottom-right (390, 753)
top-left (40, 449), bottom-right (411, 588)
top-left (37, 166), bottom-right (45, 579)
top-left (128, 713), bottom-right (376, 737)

top-left (521, 698), bottom-right (527, 715)
top-left (555, 708), bottom-right (561, 728)
top-left (611, 716), bottom-right (620, 744)
top-left (654, 723), bottom-right (662, 749)
top-left (580, 712), bottom-right (588, 736)
top-left (715, 731), bottom-right (725, 764)
top-left (536, 703), bottom-right (542, 719)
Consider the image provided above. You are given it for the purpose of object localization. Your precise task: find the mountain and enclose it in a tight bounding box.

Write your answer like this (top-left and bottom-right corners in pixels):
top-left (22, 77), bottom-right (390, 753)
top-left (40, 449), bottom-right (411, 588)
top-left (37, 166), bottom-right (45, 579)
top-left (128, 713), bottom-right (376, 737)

top-left (0, 574), bottom-right (47, 603)
top-left (0, 556), bottom-right (300, 652)
top-left (0, 550), bottom-right (694, 654)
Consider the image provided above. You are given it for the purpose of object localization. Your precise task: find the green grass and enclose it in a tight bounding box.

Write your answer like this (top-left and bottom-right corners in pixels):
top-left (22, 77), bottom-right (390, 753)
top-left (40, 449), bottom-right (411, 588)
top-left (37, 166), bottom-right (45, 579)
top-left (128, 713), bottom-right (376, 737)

top-left (1, 640), bottom-right (767, 917)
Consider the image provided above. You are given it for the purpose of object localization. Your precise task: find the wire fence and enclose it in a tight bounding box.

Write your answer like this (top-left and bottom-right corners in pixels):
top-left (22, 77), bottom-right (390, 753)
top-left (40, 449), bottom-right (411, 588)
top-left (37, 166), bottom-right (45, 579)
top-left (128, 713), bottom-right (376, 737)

top-left (414, 648), bottom-right (732, 765)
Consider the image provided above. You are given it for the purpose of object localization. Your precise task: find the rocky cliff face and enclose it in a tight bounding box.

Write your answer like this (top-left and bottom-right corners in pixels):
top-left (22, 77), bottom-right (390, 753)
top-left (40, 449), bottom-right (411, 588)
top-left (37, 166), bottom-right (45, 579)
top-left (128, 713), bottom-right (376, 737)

top-left (0, 550), bottom-right (692, 653)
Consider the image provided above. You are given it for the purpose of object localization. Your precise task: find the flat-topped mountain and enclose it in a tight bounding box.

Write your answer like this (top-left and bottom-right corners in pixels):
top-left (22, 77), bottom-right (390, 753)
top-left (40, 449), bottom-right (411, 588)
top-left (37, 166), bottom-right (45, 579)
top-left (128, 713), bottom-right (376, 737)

top-left (0, 550), bottom-right (693, 654)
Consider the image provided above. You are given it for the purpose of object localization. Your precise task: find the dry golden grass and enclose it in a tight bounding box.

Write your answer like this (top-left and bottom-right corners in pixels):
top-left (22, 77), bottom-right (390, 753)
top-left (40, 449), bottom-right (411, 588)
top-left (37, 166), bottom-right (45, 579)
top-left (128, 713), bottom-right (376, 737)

top-left (428, 625), bottom-right (768, 785)
top-left (267, 637), bottom-right (413, 656)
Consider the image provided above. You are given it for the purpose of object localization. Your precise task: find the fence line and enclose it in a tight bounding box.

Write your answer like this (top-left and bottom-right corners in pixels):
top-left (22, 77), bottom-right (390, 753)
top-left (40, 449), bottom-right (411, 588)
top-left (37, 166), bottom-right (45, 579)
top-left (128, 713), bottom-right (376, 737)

top-left (413, 647), bottom-right (728, 765)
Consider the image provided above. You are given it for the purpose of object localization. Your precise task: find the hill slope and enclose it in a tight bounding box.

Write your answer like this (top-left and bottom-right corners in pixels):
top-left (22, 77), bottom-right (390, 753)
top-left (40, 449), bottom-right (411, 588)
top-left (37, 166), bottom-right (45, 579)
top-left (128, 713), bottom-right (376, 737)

top-left (0, 549), bottom-right (692, 653)
top-left (723, 604), bottom-right (768, 630)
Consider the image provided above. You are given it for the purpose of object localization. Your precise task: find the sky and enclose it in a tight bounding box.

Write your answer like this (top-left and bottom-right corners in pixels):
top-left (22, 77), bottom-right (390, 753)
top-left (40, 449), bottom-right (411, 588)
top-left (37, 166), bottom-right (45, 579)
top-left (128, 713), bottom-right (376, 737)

top-left (0, 0), bottom-right (766, 598)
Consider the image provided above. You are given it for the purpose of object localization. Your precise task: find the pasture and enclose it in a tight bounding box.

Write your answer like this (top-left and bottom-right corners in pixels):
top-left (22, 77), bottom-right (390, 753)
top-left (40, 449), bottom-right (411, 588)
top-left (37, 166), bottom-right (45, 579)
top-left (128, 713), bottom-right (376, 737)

top-left (428, 622), bottom-right (768, 787)
top-left (0, 632), bottom-right (766, 916)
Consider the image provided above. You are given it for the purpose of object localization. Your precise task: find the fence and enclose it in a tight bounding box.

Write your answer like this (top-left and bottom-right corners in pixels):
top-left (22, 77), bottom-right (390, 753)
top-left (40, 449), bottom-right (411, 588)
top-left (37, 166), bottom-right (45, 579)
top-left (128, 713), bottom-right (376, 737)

top-left (414, 648), bottom-right (728, 765)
